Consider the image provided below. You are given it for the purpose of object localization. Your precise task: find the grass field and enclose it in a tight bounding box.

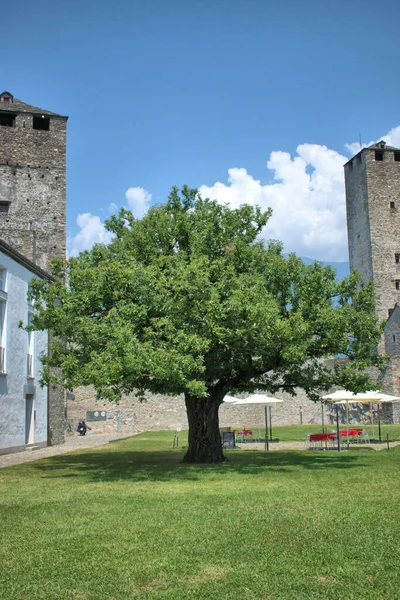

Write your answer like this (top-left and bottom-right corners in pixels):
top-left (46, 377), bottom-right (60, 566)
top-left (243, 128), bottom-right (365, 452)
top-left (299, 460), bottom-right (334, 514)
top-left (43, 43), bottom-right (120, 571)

top-left (0, 431), bottom-right (399, 600)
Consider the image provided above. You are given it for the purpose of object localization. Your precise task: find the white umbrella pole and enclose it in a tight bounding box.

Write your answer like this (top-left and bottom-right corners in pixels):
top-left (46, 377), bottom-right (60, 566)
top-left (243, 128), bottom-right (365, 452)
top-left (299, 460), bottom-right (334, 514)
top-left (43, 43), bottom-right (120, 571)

top-left (370, 402), bottom-right (375, 440)
top-left (264, 405), bottom-right (269, 452)
top-left (346, 400), bottom-right (350, 450)
top-left (378, 403), bottom-right (382, 442)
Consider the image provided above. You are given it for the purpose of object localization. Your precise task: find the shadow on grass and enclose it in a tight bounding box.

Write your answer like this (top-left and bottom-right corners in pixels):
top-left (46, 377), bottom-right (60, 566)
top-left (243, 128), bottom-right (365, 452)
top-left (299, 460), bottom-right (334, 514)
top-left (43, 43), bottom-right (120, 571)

top-left (30, 442), bottom-right (369, 484)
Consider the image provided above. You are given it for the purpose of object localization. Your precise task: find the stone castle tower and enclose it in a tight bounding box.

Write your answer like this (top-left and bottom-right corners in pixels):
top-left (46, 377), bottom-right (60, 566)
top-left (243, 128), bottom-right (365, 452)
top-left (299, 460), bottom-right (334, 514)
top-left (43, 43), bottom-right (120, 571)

top-left (0, 91), bottom-right (68, 444)
top-left (345, 141), bottom-right (400, 408)
top-left (344, 141), bottom-right (400, 325)
top-left (0, 91), bottom-right (67, 270)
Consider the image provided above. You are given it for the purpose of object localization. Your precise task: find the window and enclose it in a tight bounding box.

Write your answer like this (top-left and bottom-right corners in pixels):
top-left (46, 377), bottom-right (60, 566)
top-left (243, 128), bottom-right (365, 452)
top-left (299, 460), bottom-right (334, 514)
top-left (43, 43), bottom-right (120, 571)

top-left (395, 253), bottom-right (400, 264)
top-left (0, 269), bottom-right (6, 292)
top-left (0, 202), bottom-right (10, 214)
top-left (0, 301), bottom-right (6, 374)
top-left (393, 335), bottom-right (396, 343)
top-left (0, 112), bottom-right (16, 127)
top-left (396, 281), bottom-right (400, 290)
top-left (375, 150), bottom-right (384, 161)
top-left (395, 152), bottom-right (400, 162)
top-left (390, 201), bottom-right (396, 209)
top-left (32, 116), bottom-right (50, 131)
top-left (27, 313), bottom-right (34, 378)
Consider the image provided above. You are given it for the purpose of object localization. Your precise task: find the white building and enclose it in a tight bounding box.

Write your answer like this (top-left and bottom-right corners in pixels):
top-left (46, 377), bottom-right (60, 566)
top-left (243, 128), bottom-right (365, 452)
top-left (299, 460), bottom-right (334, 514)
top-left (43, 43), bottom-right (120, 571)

top-left (0, 239), bottom-right (52, 454)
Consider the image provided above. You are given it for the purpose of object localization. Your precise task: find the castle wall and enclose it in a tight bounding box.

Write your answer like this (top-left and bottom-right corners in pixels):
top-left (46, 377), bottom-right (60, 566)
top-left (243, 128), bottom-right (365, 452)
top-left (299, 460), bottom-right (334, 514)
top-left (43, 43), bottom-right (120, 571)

top-left (345, 153), bottom-right (373, 284)
top-left (0, 96), bottom-right (67, 445)
top-left (0, 111), bottom-right (67, 271)
top-left (67, 382), bottom-right (392, 436)
top-left (345, 147), bottom-right (400, 326)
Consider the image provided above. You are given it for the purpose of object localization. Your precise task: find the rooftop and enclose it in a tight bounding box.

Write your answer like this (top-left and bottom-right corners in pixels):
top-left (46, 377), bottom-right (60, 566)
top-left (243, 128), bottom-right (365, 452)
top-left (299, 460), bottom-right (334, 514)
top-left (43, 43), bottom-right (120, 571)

top-left (0, 238), bottom-right (55, 281)
top-left (367, 140), bottom-right (399, 151)
top-left (0, 91), bottom-right (67, 119)
top-left (344, 140), bottom-right (400, 166)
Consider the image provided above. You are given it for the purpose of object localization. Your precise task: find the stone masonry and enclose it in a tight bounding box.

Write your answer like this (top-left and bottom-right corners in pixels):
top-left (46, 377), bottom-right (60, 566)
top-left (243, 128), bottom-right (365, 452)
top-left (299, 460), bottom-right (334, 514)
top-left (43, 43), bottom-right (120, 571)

top-left (345, 141), bottom-right (400, 327)
top-left (67, 378), bottom-right (395, 437)
top-left (0, 91), bottom-right (67, 271)
top-left (0, 91), bottom-right (68, 445)
top-left (345, 141), bottom-right (400, 401)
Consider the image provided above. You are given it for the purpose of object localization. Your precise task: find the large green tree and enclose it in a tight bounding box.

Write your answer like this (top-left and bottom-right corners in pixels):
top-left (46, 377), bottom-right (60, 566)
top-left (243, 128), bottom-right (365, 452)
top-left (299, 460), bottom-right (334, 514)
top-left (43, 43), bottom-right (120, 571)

top-left (30, 187), bottom-right (383, 463)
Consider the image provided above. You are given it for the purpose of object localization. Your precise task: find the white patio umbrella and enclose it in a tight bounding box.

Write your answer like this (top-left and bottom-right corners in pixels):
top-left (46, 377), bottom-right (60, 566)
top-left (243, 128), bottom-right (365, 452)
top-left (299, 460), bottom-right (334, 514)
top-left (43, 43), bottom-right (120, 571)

top-left (231, 394), bottom-right (284, 451)
top-left (223, 395), bottom-right (241, 403)
top-left (322, 390), bottom-right (400, 447)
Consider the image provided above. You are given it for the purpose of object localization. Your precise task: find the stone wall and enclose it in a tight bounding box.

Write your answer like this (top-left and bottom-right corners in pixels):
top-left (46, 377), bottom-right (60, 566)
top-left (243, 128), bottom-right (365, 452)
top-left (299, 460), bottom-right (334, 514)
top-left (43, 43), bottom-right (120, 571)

top-left (67, 381), bottom-right (396, 436)
top-left (0, 94), bottom-right (68, 446)
top-left (345, 145), bottom-right (400, 326)
top-left (0, 109), bottom-right (67, 272)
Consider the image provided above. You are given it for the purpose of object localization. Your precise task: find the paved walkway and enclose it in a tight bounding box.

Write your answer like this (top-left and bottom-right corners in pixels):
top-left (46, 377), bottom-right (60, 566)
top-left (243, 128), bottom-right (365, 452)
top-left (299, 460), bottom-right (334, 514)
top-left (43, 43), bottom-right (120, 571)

top-left (0, 433), bottom-right (136, 469)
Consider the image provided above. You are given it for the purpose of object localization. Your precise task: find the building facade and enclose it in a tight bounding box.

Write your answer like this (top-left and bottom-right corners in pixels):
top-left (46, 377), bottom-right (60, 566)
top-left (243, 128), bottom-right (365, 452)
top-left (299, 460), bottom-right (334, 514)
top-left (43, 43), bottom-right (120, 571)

top-left (0, 90), bottom-right (67, 271)
top-left (345, 141), bottom-right (400, 325)
top-left (0, 239), bottom-right (52, 454)
top-left (0, 91), bottom-right (68, 444)
top-left (345, 141), bottom-right (400, 410)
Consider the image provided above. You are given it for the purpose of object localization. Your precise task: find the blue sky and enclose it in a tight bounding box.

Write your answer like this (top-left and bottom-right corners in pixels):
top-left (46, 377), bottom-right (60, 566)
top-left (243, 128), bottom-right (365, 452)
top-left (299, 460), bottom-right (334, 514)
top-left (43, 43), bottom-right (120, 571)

top-left (2, 0), bottom-right (399, 261)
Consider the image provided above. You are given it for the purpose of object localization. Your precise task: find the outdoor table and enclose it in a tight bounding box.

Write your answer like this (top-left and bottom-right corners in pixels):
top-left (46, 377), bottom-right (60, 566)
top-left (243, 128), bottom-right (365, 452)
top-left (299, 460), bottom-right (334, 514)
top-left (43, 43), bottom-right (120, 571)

top-left (234, 429), bottom-right (253, 442)
top-left (339, 429), bottom-right (363, 437)
top-left (309, 433), bottom-right (336, 442)
top-left (309, 432), bottom-right (336, 449)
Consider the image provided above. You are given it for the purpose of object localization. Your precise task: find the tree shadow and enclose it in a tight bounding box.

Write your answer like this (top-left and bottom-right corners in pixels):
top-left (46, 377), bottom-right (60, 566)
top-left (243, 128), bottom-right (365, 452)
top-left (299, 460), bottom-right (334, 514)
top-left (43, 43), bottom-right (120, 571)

top-left (31, 440), bottom-right (368, 484)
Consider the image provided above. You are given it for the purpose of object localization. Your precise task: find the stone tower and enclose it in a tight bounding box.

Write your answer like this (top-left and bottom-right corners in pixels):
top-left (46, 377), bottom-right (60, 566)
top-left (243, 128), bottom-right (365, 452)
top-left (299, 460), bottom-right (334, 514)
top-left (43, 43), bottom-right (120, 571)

top-left (344, 140), bottom-right (400, 325)
top-left (0, 91), bottom-right (67, 271)
top-left (0, 91), bottom-right (68, 444)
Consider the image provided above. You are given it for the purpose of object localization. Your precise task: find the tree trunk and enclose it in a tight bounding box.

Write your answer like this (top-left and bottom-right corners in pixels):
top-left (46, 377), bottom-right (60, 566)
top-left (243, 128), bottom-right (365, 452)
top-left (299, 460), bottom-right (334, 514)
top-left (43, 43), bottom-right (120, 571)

top-left (183, 391), bottom-right (225, 463)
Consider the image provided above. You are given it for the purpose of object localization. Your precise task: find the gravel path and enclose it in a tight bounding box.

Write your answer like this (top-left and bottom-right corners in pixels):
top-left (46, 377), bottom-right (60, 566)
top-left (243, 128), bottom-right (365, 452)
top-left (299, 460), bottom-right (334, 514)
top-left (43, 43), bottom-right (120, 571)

top-left (0, 433), bottom-right (137, 469)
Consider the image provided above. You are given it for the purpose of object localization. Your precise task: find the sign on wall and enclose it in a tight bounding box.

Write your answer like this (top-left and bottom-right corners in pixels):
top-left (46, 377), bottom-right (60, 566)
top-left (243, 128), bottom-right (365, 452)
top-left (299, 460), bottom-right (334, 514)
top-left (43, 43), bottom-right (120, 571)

top-left (86, 410), bottom-right (107, 421)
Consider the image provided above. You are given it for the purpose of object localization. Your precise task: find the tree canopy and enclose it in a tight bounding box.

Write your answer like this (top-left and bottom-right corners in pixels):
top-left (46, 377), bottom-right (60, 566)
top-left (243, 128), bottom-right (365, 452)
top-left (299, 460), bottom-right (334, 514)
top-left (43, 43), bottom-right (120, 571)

top-left (30, 186), bottom-right (384, 462)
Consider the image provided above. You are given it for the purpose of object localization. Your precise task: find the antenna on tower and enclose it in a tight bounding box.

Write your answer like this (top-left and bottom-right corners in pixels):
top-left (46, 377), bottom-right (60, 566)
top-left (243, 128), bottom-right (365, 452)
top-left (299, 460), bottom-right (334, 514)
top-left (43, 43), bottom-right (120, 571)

top-left (359, 132), bottom-right (363, 150)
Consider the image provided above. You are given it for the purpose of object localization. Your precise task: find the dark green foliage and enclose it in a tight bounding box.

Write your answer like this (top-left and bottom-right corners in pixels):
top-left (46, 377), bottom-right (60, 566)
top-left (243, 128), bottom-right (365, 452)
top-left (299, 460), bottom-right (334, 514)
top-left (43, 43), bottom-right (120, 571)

top-left (29, 187), bottom-right (384, 461)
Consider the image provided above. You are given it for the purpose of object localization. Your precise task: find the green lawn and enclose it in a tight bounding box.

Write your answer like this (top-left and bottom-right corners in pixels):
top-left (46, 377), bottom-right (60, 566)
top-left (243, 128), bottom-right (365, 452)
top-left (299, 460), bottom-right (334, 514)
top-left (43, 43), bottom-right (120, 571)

top-left (1, 432), bottom-right (399, 600)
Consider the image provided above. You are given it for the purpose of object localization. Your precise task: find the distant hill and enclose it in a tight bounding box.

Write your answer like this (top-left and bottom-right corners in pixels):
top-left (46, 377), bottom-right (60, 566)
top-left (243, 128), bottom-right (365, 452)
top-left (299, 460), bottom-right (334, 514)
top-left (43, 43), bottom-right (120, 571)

top-left (300, 257), bottom-right (350, 281)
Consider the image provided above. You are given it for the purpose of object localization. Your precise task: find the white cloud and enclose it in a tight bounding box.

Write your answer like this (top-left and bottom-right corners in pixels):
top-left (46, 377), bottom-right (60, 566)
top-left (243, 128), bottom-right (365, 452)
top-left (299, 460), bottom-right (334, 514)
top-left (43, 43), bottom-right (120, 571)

top-left (68, 128), bottom-right (399, 261)
top-left (199, 144), bottom-right (348, 261)
top-left (68, 213), bottom-right (114, 257)
top-left (198, 126), bottom-right (399, 261)
top-left (125, 187), bottom-right (152, 219)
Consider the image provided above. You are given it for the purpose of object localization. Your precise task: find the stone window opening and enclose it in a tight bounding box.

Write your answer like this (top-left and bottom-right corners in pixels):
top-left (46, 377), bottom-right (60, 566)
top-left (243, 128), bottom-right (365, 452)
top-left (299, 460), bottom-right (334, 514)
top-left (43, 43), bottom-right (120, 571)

top-left (0, 112), bottom-right (16, 127)
top-left (393, 334), bottom-right (396, 343)
top-left (375, 150), bottom-right (384, 161)
top-left (395, 152), bottom-right (400, 162)
top-left (395, 280), bottom-right (400, 290)
top-left (395, 253), bottom-right (400, 263)
top-left (32, 116), bottom-right (50, 131)
top-left (0, 202), bottom-right (10, 214)
top-left (390, 201), bottom-right (396, 209)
